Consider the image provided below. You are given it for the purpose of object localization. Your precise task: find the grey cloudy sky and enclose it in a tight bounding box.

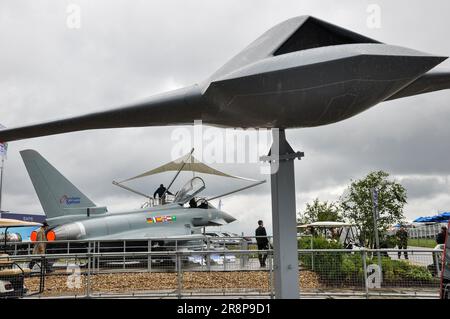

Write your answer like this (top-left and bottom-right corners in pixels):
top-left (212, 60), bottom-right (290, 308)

top-left (1, 0), bottom-right (450, 235)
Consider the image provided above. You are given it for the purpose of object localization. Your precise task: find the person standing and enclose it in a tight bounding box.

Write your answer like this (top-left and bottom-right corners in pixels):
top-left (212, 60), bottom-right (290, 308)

top-left (153, 184), bottom-right (173, 204)
top-left (255, 220), bottom-right (269, 267)
top-left (396, 225), bottom-right (409, 260)
top-left (29, 221), bottom-right (50, 271)
top-left (436, 226), bottom-right (448, 245)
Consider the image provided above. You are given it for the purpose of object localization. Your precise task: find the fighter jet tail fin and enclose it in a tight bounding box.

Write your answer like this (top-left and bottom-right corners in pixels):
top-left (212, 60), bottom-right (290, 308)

top-left (20, 149), bottom-right (105, 221)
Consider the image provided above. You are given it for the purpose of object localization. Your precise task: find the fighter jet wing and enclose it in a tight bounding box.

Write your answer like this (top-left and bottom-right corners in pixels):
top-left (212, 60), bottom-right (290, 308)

top-left (385, 70), bottom-right (450, 101)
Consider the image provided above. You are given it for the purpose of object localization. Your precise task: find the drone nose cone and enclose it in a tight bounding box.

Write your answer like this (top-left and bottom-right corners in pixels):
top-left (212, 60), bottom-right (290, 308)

top-left (432, 56), bottom-right (448, 64)
top-left (371, 45), bottom-right (448, 78)
top-left (408, 55), bottom-right (448, 73)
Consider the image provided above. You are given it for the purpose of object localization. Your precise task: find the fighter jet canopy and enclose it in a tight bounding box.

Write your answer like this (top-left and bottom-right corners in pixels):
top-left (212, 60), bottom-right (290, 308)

top-left (173, 177), bottom-right (206, 204)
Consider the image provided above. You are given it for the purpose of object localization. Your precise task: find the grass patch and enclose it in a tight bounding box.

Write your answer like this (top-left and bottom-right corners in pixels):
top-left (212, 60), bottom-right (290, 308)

top-left (408, 238), bottom-right (438, 248)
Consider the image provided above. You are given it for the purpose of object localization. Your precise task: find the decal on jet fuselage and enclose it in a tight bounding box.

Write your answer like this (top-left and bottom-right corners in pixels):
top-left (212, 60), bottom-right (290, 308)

top-left (146, 215), bottom-right (177, 224)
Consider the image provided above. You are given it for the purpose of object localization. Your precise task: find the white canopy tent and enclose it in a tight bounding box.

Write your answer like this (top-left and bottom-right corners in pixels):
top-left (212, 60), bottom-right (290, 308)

top-left (113, 149), bottom-right (265, 202)
top-left (297, 221), bottom-right (355, 228)
top-left (118, 152), bottom-right (258, 183)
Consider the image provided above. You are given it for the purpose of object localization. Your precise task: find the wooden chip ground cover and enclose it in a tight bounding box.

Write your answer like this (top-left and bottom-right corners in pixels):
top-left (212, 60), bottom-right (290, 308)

top-left (25, 271), bottom-right (321, 296)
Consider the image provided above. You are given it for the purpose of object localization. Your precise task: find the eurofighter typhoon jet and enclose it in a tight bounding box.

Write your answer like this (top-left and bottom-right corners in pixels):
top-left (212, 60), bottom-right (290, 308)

top-left (20, 150), bottom-right (245, 246)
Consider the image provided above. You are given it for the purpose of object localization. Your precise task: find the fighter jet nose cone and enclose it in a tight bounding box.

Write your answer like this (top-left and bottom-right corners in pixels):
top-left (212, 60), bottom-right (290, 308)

top-left (222, 212), bottom-right (236, 223)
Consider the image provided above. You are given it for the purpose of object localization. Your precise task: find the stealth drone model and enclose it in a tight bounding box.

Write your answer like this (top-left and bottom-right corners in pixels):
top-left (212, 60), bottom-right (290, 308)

top-left (1, 16), bottom-right (449, 142)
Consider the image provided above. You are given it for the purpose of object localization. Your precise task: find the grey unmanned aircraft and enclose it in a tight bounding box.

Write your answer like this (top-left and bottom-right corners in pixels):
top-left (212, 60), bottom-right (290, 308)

top-left (20, 150), bottom-right (239, 244)
top-left (0, 15), bottom-right (449, 142)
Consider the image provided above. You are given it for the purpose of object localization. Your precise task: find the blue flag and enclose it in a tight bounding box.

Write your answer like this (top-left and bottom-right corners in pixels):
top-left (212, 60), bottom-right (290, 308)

top-left (0, 142), bottom-right (7, 157)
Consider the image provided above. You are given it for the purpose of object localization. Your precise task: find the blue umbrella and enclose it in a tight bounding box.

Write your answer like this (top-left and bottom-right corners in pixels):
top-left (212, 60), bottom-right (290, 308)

top-left (413, 213), bottom-right (450, 223)
top-left (413, 216), bottom-right (435, 223)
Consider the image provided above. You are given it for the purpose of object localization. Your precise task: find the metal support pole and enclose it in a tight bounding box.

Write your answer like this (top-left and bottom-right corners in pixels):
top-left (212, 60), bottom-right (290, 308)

top-left (163, 148), bottom-right (194, 198)
top-left (39, 256), bottom-right (45, 294)
top-left (86, 252), bottom-right (91, 298)
top-left (206, 237), bottom-right (211, 271)
top-left (362, 250), bottom-right (369, 299)
top-left (147, 239), bottom-right (152, 271)
top-left (240, 239), bottom-right (248, 269)
top-left (372, 188), bottom-right (382, 282)
top-left (177, 253), bottom-right (182, 299)
top-left (123, 240), bottom-right (126, 269)
top-left (434, 251), bottom-right (441, 278)
top-left (260, 129), bottom-right (303, 299)
top-left (0, 156), bottom-right (5, 212)
top-left (268, 252), bottom-right (274, 299)
top-left (97, 241), bottom-right (100, 272)
top-left (87, 241), bottom-right (92, 273)
top-left (223, 251), bottom-right (227, 271)
top-left (0, 155), bottom-right (6, 213)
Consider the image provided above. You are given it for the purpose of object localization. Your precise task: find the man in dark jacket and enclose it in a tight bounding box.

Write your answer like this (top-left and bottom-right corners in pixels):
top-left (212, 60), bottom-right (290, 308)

top-left (436, 226), bottom-right (448, 245)
top-left (153, 184), bottom-right (173, 204)
top-left (255, 220), bottom-right (269, 267)
top-left (396, 225), bottom-right (409, 260)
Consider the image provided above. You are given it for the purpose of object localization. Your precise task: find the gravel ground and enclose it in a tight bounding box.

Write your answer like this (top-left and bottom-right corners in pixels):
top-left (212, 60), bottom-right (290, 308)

top-left (24, 270), bottom-right (321, 297)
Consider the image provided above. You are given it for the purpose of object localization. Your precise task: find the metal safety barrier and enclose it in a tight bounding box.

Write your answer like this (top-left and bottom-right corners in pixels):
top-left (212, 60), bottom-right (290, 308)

top-left (0, 246), bottom-right (443, 299)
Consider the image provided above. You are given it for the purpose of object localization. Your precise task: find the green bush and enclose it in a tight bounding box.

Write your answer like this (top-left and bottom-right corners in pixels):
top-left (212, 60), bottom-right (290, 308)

top-left (341, 253), bottom-right (365, 283)
top-left (298, 236), bottom-right (434, 286)
top-left (298, 236), bottom-right (343, 249)
top-left (378, 258), bottom-right (433, 284)
top-left (298, 237), bottom-right (345, 282)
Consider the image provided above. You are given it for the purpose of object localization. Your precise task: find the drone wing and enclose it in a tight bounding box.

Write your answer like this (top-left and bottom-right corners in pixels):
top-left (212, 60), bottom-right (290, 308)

top-left (385, 69), bottom-right (450, 101)
top-left (0, 85), bottom-right (203, 142)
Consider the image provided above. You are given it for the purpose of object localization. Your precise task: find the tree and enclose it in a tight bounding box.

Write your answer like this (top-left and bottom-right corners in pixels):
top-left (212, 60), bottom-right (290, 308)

top-left (298, 198), bottom-right (343, 224)
top-left (339, 171), bottom-right (407, 248)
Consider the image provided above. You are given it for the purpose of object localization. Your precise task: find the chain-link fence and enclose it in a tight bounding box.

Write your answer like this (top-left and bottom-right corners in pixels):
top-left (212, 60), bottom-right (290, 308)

top-left (298, 248), bottom-right (442, 298)
top-left (1, 250), bottom-right (273, 298)
top-left (0, 240), bottom-right (444, 299)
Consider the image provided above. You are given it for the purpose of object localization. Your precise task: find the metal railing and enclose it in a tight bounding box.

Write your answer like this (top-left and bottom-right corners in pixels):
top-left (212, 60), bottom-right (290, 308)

top-left (0, 247), bottom-right (444, 299)
top-left (140, 194), bottom-right (176, 208)
top-left (0, 235), bottom-right (275, 257)
top-left (407, 223), bottom-right (446, 239)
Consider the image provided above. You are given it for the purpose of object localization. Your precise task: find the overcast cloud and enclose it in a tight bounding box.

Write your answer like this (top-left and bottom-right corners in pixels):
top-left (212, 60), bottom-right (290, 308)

top-left (1, 0), bottom-right (450, 235)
